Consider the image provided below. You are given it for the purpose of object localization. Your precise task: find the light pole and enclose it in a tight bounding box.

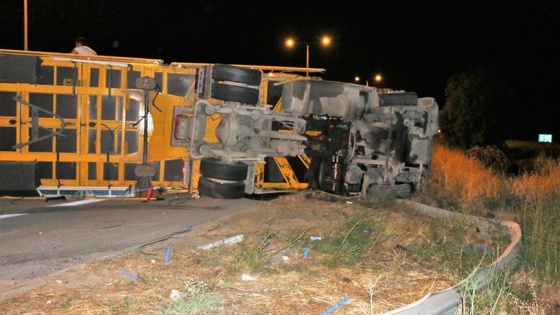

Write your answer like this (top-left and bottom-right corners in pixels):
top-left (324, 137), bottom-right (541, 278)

top-left (24, 0), bottom-right (28, 50)
top-left (285, 35), bottom-right (332, 77)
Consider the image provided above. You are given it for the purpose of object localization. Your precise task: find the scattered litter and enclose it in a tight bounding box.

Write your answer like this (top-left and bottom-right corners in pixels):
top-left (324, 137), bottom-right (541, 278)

top-left (282, 255), bottom-right (289, 262)
top-left (267, 247), bottom-right (295, 264)
top-left (303, 247), bottom-right (309, 258)
top-left (198, 234), bottom-right (244, 250)
top-left (363, 229), bottom-right (372, 234)
top-left (169, 289), bottom-right (182, 301)
top-left (46, 300), bottom-right (52, 305)
top-left (242, 274), bottom-right (256, 281)
top-left (164, 246), bottom-right (172, 265)
top-left (121, 269), bottom-right (137, 281)
top-left (321, 296), bottom-right (350, 315)
top-left (150, 259), bottom-right (156, 264)
top-left (346, 201), bottom-right (353, 204)
top-left (145, 186), bottom-right (154, 202)
top-left (310, 236), bottom-right (322, 241)
top-left (259, 238), bottom-right (277, 249)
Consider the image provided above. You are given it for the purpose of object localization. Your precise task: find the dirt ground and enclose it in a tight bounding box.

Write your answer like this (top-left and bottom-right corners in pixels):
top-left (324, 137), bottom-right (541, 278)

top-left (0, 191), bottom-right (509, 314)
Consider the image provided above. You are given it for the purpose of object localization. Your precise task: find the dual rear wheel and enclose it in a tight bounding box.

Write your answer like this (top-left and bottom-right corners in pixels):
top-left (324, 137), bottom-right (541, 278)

top-left (198, 64), bottom-right (259, 199)
top-left (197, 158), bottom-right (249, 199)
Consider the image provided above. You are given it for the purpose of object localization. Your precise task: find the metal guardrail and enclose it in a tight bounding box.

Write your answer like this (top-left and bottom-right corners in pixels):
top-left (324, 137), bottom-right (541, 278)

top-left (384, 201), bottom-right (522, 315)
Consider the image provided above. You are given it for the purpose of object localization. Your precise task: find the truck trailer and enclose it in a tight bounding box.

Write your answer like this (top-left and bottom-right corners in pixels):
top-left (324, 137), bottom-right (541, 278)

top-left (0, 49), bottom-right (438, 199)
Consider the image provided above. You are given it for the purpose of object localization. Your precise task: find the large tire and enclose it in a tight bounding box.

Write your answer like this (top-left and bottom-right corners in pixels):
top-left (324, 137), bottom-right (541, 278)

top-left (200, 158), bottom-right (249, 181)
top-left (211, 82), bottom-right (259, 104)
top-left (212, 64), bottom-right (262, 86)
top-left (198, 176), bottom-right (245, 199)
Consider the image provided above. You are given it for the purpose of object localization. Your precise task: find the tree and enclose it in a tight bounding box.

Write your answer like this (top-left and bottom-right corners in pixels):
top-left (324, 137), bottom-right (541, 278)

top-left (439, 66), bottom-right (514, 149)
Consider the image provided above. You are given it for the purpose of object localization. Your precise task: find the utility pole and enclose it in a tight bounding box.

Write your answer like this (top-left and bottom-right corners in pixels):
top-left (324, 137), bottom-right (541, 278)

top-left (24, 0), bottom-right (28, 50)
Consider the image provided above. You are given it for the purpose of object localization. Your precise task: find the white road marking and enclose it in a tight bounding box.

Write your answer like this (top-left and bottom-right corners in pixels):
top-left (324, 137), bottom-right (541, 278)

top-left (0, 213), bottom-right (28, 220)
top-left (48, 199), bottom-right (105, 207)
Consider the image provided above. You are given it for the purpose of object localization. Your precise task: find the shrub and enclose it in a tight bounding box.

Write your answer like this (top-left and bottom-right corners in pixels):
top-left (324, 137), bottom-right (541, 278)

top-left (466, 145), bottom-right (510, 173)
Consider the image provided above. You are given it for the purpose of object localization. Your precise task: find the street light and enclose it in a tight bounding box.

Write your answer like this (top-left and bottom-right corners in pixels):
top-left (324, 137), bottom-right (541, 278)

top-left (24, 0), bottom-right (28, 50)
top-left (285, 35), bottom-right (332, 77)
top-left (355, 76), bottom-right (369, 86)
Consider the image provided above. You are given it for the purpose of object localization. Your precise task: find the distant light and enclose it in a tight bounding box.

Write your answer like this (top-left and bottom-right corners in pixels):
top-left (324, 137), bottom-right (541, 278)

top-left (374, 74), bottom-right (382, 83)
top-left (538, 134), bottom-right (552, 143)
top-left (321, 36), bottom-right (332, 46)
top-left (285, 38), bottom-right (295, 48)
top-left (354, 76), bottom-right (360, 82)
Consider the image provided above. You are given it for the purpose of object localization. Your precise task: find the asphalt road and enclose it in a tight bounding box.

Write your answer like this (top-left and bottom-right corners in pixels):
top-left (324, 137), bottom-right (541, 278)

top-left (0, 195), bottom-right (262, 281)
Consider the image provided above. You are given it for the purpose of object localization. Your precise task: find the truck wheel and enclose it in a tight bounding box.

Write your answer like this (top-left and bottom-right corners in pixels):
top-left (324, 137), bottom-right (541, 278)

top-left (211, 82), bottom-right (259, 104)
top-left (212, 64), bottom-right (262, 86)
top-left (200, 157), bottom-right (249, 181)
top-left (198, 176), bottom-right (245, 199)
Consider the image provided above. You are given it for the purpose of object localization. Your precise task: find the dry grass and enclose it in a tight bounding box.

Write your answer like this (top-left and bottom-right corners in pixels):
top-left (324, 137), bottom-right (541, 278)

top-left (510, 157), bottom-right (560, 200)
top-left (0, 192), bottom-right (509, 315)
top-left (428, 145), bottom-right (501, 203)
top-left (421, 144), bottom-right (560, 314)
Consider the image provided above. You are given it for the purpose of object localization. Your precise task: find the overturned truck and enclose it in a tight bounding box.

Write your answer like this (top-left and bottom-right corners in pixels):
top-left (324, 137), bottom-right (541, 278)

top-left (178, 65), bottom-right (439, 199)
top-left (0, 50), bottom-right (438, 199)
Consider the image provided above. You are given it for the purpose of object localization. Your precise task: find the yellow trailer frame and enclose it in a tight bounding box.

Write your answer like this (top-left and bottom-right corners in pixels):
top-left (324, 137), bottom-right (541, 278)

top-left (0, 49), bottom-right (318, 196)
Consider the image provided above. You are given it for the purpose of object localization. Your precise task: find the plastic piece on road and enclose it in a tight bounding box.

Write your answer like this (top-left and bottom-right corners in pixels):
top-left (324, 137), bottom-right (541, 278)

top-left (146, 186), bottom-right (154, 201)
top-left (169, 289), bottom-right (182, 300)
top-left (164, 246), bottom-right (172, 265)
top-left (303, 247), bottom-right (309, 258)
top-left (198, 234), bottom-right (244, 250)
top-left (242, 274), bottom-right (256, 281)
top-left (321, 296), bottom-right (350, 315)
top-left (121, 269), bottom-right (137, 281)
top-left (259, 238), bottom-right (276, 249)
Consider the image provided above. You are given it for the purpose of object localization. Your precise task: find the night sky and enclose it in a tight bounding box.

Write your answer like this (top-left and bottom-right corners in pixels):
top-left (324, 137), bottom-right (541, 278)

top-left (1, 1), bottom-right (559, 140)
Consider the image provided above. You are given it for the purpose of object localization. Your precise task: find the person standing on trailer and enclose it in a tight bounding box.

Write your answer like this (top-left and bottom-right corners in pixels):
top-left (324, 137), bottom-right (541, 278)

top-left (70, 37), bottom-right (97, 55)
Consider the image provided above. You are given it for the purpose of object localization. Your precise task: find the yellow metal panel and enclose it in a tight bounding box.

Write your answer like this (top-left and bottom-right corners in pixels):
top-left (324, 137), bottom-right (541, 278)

top-left (298, 154), bottom-right (311, 168)
top-left (254, 162), bottom-right (265, 187)
top-left (260, 183), bottom-right (293, 189)
top-left (148, 93), bottom-right (191, 161)
top-left (0, 51), bottom-right (192, 190)
top-left (272, 156), bottom-right (306, 189)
